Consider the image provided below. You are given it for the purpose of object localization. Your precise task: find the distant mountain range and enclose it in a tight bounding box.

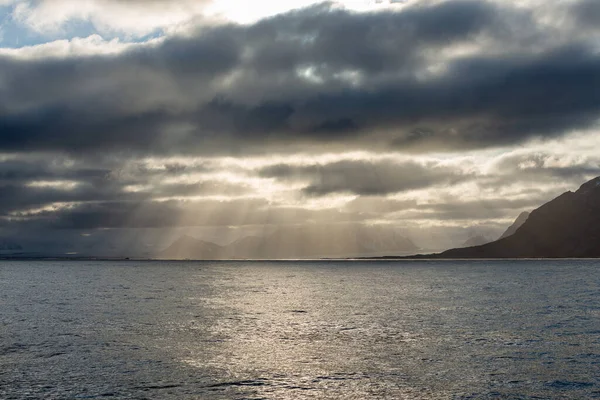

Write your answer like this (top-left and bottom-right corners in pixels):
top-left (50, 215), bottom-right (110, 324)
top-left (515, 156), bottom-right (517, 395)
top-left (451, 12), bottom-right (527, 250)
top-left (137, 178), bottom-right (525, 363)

top-left (161, 176), bottom-right (600, 259)
top-left (461, 235), bottom-right (491, 248)
top-left (435, 176), bottom-right (600, 258)
top-left (160, 224), bottom-right (418, 259)
top-left (498, 211), bottom-right (530, 240)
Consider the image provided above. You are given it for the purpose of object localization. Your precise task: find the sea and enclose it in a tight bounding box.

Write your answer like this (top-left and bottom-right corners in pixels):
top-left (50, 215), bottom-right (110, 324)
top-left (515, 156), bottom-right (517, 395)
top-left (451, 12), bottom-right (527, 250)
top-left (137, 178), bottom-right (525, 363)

top-left (1, 260), bottom-right (600, 399)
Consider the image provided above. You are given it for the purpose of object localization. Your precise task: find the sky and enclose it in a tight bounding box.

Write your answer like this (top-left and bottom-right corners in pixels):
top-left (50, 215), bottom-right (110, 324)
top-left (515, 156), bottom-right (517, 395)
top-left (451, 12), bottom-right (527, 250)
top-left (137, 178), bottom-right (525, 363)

top-left (1, 0), bottom-right (600, 257)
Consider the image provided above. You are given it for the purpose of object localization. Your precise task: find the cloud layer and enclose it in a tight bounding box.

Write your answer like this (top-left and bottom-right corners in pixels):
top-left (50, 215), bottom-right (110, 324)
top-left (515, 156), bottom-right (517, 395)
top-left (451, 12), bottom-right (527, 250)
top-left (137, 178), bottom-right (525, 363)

top-left (0, 0), bottom-right (599, 255)
top-left (0, 1), bottom-right (599, 156)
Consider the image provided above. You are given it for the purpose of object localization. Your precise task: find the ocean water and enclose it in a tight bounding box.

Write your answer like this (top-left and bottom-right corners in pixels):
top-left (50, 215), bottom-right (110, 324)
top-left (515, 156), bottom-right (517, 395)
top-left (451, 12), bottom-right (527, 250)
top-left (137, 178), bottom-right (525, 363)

top-left (1, 260), bottom-right (600, 399)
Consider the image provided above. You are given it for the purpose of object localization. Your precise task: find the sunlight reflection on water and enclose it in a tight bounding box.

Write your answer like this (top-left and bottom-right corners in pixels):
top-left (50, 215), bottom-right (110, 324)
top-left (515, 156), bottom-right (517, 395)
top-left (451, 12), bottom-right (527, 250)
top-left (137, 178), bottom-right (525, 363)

top-left (1, 260), bottom-right (600, 399)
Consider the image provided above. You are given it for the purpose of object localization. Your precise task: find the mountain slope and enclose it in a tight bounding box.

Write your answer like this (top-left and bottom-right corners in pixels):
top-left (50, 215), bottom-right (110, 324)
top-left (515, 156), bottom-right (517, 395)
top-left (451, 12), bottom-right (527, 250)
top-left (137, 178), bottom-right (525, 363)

top-left (499, 211), bottom-right (530, 239)
top-left (160, 235), bottom-right (224, 259)
top-left (438, 177), bottom-right (600, 258)
top-left (461, 235), bottom-right (490, 248)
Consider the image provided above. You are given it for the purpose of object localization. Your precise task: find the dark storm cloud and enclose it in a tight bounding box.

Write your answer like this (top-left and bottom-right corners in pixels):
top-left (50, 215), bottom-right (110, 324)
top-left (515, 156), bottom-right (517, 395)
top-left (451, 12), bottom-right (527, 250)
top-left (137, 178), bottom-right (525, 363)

top-left (571, 0), bottom-right (600, 28)
top-left (2, 197), bottom-right (367, 229)
top-left (0, 158), bottom-right (108, 183)
top-left (487, 152), bottom-right (600, 189)
top-left (242, 0), bottom-right (504, 75)
top-left (33, 200), bottom-right (202, 229)
top-left (3, 0), bottom-right (600, 242)
top-left (281, 44), bottom-right (600, 150)
top-left (260, 159), bottom-right (470, 195)
top-left (2, 1), bottom-right (597, 155)
top-left (0, 155), bottom-right (249, 218)
top-left (0, 176), bottom-right (252, 214)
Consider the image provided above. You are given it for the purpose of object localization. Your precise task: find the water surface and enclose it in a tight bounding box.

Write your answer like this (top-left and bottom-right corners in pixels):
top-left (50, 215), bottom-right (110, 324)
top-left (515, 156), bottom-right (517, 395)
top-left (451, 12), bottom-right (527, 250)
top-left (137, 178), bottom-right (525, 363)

top-left (1, 260), bottom-right (600, 399)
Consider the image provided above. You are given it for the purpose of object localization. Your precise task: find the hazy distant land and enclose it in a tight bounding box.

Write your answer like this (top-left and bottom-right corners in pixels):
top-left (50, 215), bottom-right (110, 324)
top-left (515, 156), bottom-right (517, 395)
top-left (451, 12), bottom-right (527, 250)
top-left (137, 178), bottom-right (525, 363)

top-left (394, 176), bottom-right (600, 259)
top-left (2, 176), bottom-right (599, 261)
top-left (157, 175), bottom-right (600, 260)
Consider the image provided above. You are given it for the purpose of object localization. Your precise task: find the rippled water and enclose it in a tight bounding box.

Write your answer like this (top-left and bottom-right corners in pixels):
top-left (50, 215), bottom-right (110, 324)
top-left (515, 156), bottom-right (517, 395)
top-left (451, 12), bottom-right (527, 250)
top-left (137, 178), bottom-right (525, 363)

top-left (1, 260), bottom-right (600, 399)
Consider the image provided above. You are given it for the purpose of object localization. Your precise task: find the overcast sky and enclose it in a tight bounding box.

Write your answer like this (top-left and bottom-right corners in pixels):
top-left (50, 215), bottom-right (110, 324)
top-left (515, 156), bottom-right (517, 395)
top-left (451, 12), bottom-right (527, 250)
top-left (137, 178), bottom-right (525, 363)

top-left (1, 0), bottom-right (599, 256)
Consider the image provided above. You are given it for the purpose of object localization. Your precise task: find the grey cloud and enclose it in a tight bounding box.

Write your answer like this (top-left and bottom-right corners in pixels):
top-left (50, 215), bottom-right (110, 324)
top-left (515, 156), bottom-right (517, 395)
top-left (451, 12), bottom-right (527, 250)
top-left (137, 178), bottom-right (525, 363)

top-left (2, 0), bottom-right (600, 245)
top-left (2, 1), bottom-right (593, 155)
top-left (344, 197), bottom-right (418, 214)
top-left (571, 0), bottom-right (600, 28)
top-left (0, 178), bottom-right (250, 216)
top-left (0, 159), bottom-right (109, 184)
top-left (3, 197), bottom-right (368, 230)
top-left (2, 199), bottom-right (260, 229)
top-left (260, 159), bottom-right (469, 195)
top-left (488, 152), bottom-right (600, 189)
top-left (291, 44), bottom-right (600, 151)
top-left (0, 156), bottom-right (249, 218)
top-left (243, 1), bottom-right (505, 75)
top-left (413, 197), bottom-right (547, 222)
top-left (335, 188), bottom-right (548, 224)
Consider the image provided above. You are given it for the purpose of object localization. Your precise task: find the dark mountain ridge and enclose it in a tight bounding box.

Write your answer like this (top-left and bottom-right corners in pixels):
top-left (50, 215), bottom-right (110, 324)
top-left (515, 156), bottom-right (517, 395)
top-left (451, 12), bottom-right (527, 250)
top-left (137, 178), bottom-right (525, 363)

top-left (499, 211), bottom-right (530, 240)
top-left (160, 235), bottom-right (224, 259)
top-left (437, 176), bottom-right (600, 258)
top-left (461, 235), bottom-right (491, 248)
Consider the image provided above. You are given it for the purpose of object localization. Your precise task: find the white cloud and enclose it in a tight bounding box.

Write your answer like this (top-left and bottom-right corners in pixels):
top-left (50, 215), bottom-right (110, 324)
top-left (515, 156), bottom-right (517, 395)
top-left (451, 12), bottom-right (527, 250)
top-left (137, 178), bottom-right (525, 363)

top-left (12, 0), bottom-right (212, 37)
top-left (0, 33), bottom-right (155, 58)
top-left (6, 0), bottom-right (407, 40)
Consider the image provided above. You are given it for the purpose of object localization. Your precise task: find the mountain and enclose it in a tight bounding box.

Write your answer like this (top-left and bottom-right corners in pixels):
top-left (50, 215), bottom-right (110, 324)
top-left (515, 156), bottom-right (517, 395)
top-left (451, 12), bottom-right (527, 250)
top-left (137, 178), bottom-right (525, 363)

top-left (437, 176), bottom-right (600, 258)
top-left (160, 235), bottom-right (224, 259)
top-left (461, 235), bottom-right (490, 248)
top-left (499, 211), bottom-right (530, 239)
top-left (159, 224), bottom-right (418, 259)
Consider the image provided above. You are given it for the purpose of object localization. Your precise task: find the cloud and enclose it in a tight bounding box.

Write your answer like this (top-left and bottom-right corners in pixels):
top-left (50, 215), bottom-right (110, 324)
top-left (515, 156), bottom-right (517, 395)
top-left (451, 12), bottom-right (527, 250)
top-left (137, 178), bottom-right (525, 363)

top-left (571, 0), bottom-right (600, 29)
top-left (1, 1), bottom-right (598, 157)
top-left (0, 34), bottom-right (141, 59)
top-left (2, 196), bottom-right (368, 229)
top-left (0, 1), bottom-right (599, 255)
top-left (260, 159), bottom-right (470, 195)
top-left (0, 155), bottom-right (252, 220)
top-left (10, 0), bottom-right (213, 37)
top-left (1, 144), bottom-right (597, 256)
top-left (0, 134), bottom-right (598, 232)
top-left (412, 197), bottom-right (548, 221)
top-left (483, 150), bottom-right (600, 195)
